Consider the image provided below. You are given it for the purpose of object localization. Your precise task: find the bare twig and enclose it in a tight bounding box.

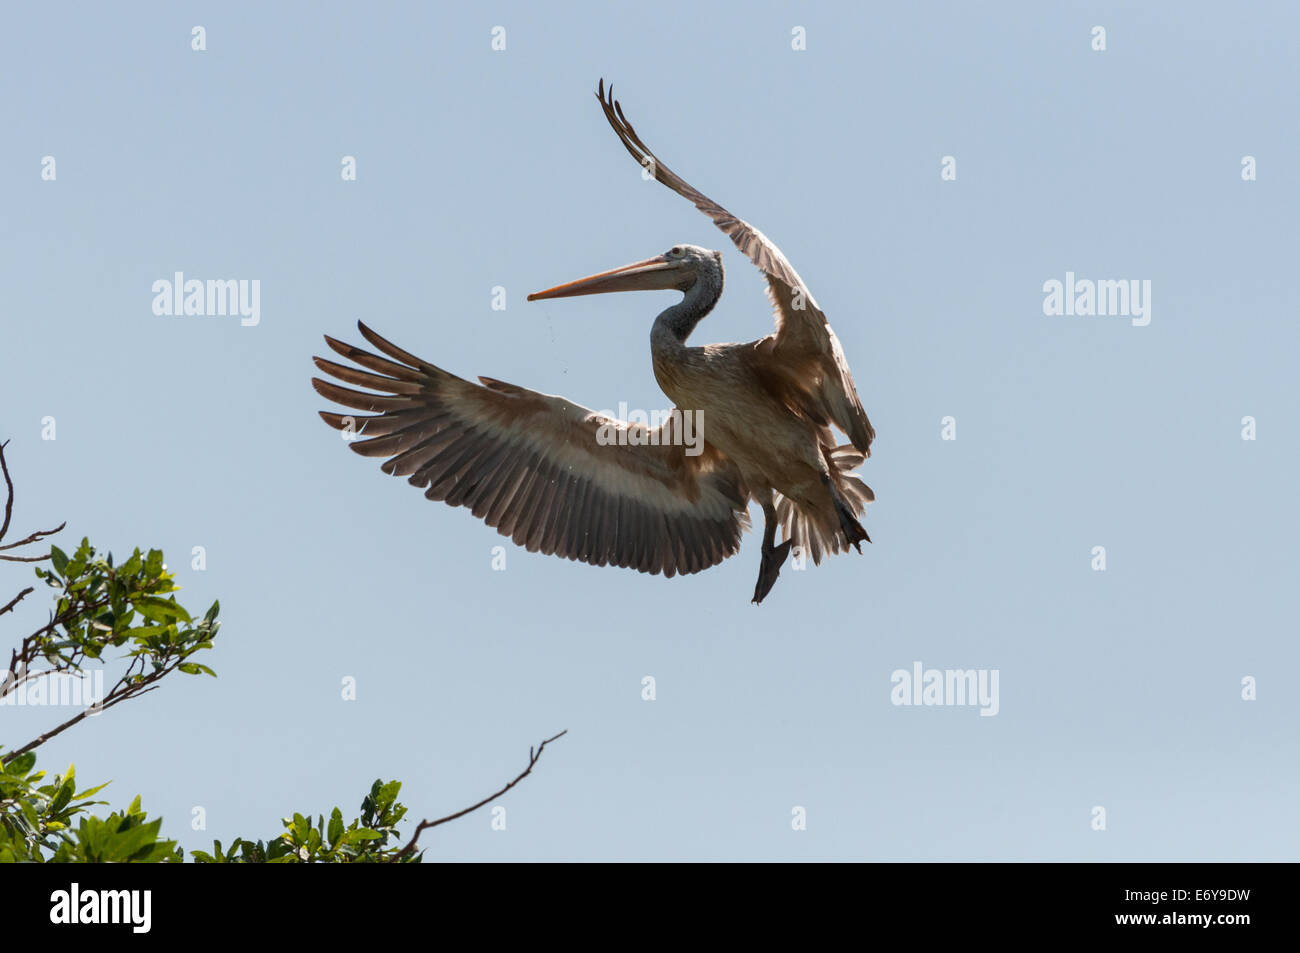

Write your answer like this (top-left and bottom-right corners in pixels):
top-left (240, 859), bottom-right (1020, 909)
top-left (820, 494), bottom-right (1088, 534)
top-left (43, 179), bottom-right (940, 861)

top-left (0, 587), bottom-right (32, 618)
top-left (0, 441), bottom-right (64, 561)
top-left (390, 730), bottom-right (567, 862)
top-left (0, 440), bottom-right (13, 542)
top-left (0, 524), bottom-right (66, 552)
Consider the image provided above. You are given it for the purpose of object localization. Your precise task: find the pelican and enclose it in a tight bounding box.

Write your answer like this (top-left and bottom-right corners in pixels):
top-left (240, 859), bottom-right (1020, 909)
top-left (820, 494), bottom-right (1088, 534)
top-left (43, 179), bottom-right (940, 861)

top-left (311, 80), bottom-right (875, 603)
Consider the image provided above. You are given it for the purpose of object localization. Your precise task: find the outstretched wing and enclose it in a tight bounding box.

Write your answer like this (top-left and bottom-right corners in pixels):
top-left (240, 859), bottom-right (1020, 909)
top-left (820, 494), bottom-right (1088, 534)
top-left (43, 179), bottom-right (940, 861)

top-left (312, 322), bottom-right (751, 577)
top-left (596, 79), bottom-right (874, 455)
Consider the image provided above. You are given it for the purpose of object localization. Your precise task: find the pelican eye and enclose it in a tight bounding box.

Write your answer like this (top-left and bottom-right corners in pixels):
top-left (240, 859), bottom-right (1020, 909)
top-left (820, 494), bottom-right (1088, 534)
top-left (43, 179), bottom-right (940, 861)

top-left (669, 246), bottom-right (684, 258)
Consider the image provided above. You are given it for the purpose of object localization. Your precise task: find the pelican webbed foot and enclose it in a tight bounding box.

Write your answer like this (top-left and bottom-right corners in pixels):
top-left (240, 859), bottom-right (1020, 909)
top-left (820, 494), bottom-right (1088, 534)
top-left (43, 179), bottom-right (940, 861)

top-left (825, 475), bottom-right (870, 553)
top-left (835, 500), bottom-right (870, 553)
top-left (751, 538), bottom-right (793, 605)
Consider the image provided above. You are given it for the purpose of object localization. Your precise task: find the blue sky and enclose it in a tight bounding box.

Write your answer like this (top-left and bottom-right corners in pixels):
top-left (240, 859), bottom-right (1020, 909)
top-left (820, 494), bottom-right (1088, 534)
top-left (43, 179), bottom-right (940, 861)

top-left (2, 1), bottom-right (1296, 860)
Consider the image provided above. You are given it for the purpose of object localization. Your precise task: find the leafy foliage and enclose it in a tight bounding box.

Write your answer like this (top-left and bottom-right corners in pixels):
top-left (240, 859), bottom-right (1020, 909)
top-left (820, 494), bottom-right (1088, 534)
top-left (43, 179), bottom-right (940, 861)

top-left (1, 443), bottom-right (559, 864)
top-left (0, 748), bottom-right (416, 863)
top-left (189, 780), bottom-right (419, 863)
top-left (1, 533), bottom-right (217, 862)
top-left (28, 538), bottom-right (218, 679)
top-left (2, 535), bottom-right (427, 863)
top-left (0, 756), bottom-right (176, 862)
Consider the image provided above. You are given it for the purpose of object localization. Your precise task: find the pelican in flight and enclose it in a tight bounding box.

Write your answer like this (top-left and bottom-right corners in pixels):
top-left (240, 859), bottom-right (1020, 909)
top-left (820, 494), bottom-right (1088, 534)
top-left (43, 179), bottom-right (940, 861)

top-left (312, 80), bottom-right (875, 603)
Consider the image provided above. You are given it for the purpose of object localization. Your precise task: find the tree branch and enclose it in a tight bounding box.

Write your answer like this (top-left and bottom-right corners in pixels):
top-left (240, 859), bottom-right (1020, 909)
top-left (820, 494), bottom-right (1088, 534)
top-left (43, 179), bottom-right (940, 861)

top-left (390, 730), bottom-right (567, 862)
top-left (0, 587), bottom-right (32, 619)
top-left (0, 524), bottom-right (66, 552)
top-left (0, 441), bottom-right (63, 560)
top-left (0, 440), bottom-right (13, 542)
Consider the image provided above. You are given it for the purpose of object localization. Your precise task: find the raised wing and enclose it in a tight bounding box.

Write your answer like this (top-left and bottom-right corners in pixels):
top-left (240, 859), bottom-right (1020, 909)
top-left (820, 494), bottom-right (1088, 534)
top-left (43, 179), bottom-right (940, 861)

top-left (596, 79), bottom-right (875, 455)
top-left (312, 322), bottom-right (751, 577)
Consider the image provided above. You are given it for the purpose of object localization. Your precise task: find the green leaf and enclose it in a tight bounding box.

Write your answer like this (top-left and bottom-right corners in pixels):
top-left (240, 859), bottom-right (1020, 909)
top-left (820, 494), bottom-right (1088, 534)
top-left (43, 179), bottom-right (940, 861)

top-left (376, 780), bottom-right (401, 809)
top-left (72, 780), bottom-right (112, 800)
top-left (50, 546), bottom-right (69, 576)
top-left (19, 798), bottom-right (40, 829)
top-left (50, 776), bottom-right (75, 814)
top-left (134, 596), bottom-right (191, 624)
top-left (5, 752), bottom-right (37, 777)
top-left (110, 818), bottom-right (163, 860)
top-left (144, 549), bottom-right (165, 578)
top-left (128, 625), bottom-right (169, 641)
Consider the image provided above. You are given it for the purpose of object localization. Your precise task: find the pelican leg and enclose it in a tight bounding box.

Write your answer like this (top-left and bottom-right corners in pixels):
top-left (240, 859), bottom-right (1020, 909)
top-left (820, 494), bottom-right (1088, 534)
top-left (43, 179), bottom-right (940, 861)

top-left (752, 502), bottom-right (793, 605)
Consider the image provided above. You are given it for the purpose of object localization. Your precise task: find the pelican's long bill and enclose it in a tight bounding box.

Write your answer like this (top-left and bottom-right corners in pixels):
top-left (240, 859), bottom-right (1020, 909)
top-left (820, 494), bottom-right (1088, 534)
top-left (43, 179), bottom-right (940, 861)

top-left (527, 255), bottom-right (682, 301)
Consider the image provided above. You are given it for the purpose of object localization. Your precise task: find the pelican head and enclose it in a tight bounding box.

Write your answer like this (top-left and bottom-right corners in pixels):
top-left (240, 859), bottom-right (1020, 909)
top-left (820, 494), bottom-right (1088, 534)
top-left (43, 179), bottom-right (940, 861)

top-left (527, 244), bottom-right (723, 301)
